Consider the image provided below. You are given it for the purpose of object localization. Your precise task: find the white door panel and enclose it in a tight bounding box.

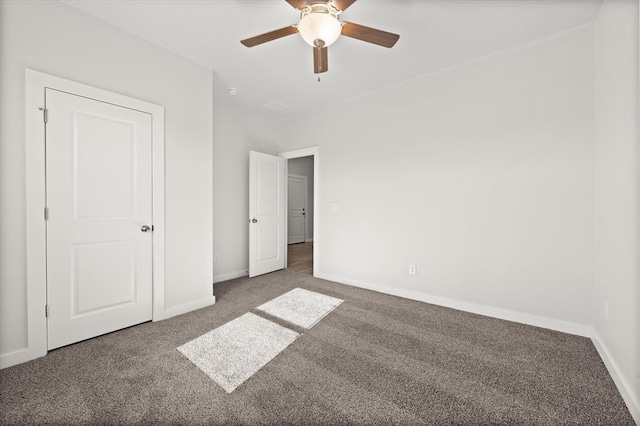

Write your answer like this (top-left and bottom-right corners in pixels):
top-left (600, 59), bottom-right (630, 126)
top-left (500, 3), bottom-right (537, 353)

top-left (249, 151), bottom-right (285, 277)
top-left (287, 175), bottom-right (307, 244)
top-left (72, 241), bottom-right (136, 314)
top-left (46, 88), bottom-right (153, 350)
top-left (74, 113), bottom-right (135, 218)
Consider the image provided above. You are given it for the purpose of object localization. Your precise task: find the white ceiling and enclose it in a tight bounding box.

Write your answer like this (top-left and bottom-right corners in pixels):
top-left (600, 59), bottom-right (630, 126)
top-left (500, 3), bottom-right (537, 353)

top-left (62, 0), bottom-right (602, 119)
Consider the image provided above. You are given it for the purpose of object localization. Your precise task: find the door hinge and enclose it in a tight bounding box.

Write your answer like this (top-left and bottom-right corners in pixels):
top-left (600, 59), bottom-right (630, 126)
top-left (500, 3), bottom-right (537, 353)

top-left (44, 207), bottom-right (49, 220)
top-left (39, 107), bottom-right (48, 123)
top-left (45, 305), bottom-right (49, 318)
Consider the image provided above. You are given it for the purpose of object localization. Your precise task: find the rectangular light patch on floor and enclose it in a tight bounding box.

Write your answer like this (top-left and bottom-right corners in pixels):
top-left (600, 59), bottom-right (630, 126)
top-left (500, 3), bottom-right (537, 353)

top-left (256, 288), bottom-right (344, 329)
top-left (177, 312), bottom-right (299, 393)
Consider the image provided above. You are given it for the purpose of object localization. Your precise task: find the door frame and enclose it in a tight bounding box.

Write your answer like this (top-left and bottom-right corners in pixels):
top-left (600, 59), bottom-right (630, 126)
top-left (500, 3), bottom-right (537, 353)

top-left (280, 147), bottom-right (318, 276)
top-left (287, 174), bottom-right (308, 244)
top-left (21, 69), bottom-right (165, 366)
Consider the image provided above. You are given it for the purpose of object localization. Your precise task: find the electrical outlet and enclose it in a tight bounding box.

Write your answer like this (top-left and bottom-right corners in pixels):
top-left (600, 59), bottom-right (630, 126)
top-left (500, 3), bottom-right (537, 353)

top-left (214, 254), bottom-right (220, 263)
top-left (408, 264), bottom-right (417, 275)
top-left (603, 302), bottom-right (609, 322)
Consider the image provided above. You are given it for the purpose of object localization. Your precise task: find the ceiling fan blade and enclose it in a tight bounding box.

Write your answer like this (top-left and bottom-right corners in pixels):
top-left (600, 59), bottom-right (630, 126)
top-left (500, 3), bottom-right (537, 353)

top-left (332, 0), bottom-right (357, 12)
top-left (341, 22), bottom-right (399, 48)
top-left (285, 0), bottom-right (307, 9)
top-left (241, 26), bottom-right (298, 47)
top-left (313, 46), bottom-right (328, 74)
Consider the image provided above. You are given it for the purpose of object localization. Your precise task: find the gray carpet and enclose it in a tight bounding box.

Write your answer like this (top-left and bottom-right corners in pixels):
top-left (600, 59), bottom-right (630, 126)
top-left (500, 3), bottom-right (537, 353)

top-left (0, 270), bottom-right (634, 425)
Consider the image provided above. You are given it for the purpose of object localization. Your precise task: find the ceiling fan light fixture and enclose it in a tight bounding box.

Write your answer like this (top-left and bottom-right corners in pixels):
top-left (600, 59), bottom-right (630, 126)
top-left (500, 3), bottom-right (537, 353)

top-left (298, 12), bottom-right (342, 47)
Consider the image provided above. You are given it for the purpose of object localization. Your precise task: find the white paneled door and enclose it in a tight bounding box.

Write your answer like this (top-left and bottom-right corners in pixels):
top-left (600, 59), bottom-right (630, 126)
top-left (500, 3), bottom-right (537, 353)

top-left (46, 88), bottom-right (153, 350)
top-left (249, 151), bottom-right (285, 278)
top-left (287, 175), bottom-right (307, 244)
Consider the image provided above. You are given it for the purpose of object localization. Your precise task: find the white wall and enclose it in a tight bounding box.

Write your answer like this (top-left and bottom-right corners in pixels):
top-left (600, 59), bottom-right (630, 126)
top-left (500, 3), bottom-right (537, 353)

top-left (213, 100), bottom-right (279, 283)
top-left (0, 1), bottom-right (213, 362)
top-left (593, 0), bottom-right (640, 420)
top-left (288, 156), bottom-right (314, 241)
top-left (279, 25), bottom-right (596, 333)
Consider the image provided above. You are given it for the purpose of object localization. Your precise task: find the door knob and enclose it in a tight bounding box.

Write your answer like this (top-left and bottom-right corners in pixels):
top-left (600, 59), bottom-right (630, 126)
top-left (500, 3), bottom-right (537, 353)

top-left (141, 225), bottom-right (151, 232)
top-left (251, 218), bottom-right (258, 223)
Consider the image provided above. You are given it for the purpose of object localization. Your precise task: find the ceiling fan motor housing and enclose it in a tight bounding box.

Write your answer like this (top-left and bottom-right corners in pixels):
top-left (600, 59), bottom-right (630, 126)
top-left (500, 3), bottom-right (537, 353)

top-left (302, 1), bottom-right (340, 14)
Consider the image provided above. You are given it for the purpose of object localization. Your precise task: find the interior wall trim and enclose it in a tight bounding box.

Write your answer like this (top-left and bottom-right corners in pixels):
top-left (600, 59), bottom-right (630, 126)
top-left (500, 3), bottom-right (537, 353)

top-left (315, 273), bottom-right (592, 337)
top-left (213, 270), bottom-right (249, 284)
top-left (591, 330), bottom-right (640, 423)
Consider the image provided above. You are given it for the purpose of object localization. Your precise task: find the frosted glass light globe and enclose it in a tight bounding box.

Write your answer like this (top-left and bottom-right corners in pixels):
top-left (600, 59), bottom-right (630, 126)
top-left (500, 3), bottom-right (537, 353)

top-left (298, 13), bottom-right (342, 47)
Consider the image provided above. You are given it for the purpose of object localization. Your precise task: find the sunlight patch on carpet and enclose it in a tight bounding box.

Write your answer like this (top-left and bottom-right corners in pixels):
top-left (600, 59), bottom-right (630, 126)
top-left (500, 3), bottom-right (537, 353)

top-left (177, 312), bottom-right (299, 393)
top-left (256, 288), bottom-right (344, 329)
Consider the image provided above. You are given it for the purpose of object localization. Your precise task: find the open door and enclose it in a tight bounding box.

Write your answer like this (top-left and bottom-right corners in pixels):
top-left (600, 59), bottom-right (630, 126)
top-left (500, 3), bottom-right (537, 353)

top-left (249, 151), bottom-right (286, 277)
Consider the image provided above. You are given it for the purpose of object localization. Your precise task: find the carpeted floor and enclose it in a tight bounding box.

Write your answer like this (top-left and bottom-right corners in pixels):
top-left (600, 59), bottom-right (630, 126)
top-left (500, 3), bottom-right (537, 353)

top-left (0, 270), bottom-right (634, 425)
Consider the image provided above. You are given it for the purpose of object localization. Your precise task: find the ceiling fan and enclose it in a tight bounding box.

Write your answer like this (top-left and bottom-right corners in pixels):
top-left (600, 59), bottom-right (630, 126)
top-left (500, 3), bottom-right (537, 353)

top-left (240, 0), bottom-right (400, 74)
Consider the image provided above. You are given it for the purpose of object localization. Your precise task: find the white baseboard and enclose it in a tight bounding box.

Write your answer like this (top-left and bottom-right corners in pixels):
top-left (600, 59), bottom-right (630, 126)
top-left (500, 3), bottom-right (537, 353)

top-left (0, 347), bottom-right (46, 370)
top-left (213, 270), bottom-right (248, 283)
top-left (3, 294), bottom-right (218, 368)
top-left (591, 330), bottom-right (640, 424)
top-left (154, 295), bottom-right (216, 321)
top-left (315, 273), bottom-right (592, 337)
top-left (305, 238), bottom-right (314, 243)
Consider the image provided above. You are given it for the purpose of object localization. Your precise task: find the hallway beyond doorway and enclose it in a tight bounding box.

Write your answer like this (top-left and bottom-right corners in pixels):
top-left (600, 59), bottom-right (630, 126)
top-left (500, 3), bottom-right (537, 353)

top-left (287, 242), bottom-right (313, 275)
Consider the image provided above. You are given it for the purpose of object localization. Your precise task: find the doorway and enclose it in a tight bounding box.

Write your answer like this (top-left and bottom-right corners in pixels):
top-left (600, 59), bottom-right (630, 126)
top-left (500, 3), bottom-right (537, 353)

top-left (21, 70), bottom-right (166, 367)
top-left (284, 152), bottom-right (316, 276)
top-left (247, 147), bottom-right (318, 279)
